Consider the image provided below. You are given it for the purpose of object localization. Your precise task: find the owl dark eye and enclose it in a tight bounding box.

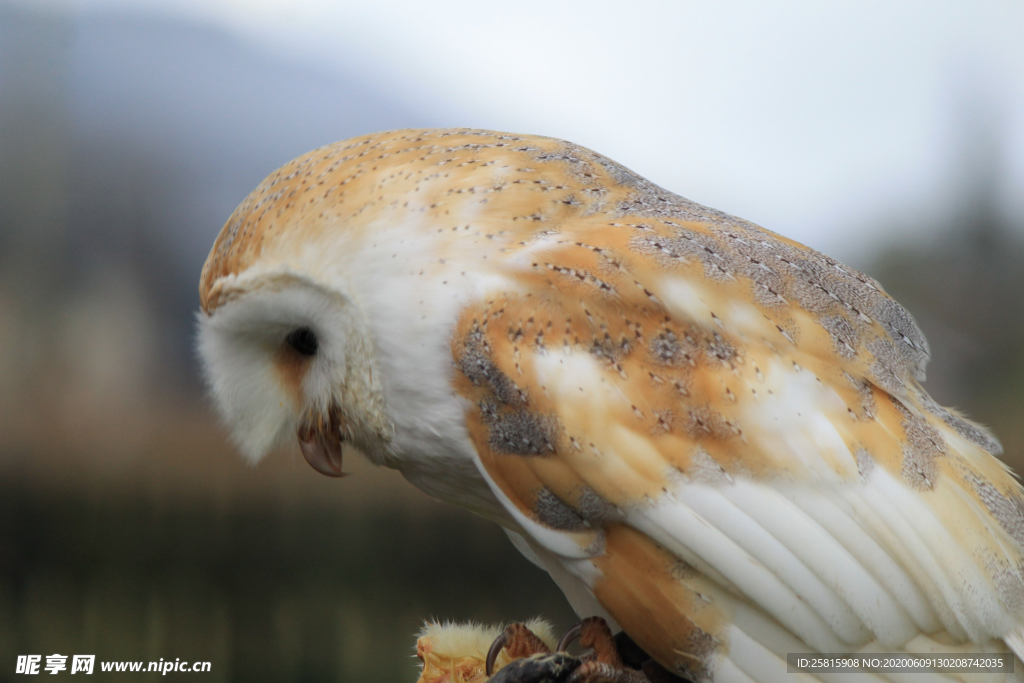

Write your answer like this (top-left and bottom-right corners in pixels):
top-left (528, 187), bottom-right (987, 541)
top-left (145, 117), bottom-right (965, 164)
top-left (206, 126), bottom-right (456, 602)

top-left (286, 327), bottom-right (318, 356)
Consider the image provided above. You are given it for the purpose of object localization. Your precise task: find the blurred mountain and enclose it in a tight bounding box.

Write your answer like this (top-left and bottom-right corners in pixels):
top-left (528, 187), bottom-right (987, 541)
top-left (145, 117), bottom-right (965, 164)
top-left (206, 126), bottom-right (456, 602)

top-left (0, 12), bottom-right (579, 681)
top-left (0, 2), bottom-right (438, 410)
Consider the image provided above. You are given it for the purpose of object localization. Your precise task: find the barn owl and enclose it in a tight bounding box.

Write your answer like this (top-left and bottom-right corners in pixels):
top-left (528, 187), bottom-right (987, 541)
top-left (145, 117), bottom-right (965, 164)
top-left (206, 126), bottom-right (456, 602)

top-left (197, 129), bottom-right (1024, 683)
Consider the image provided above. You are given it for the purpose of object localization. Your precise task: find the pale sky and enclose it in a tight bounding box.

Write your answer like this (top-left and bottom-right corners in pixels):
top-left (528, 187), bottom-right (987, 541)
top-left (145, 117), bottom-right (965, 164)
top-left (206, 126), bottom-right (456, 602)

top-left (34, 0), bottom-right (1024, 261)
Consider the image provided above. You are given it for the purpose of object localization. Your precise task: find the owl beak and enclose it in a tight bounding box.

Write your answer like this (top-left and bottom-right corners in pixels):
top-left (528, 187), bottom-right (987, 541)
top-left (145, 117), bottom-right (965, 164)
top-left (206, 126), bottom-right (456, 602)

top-left (297, 408), bottom-right (347, 478)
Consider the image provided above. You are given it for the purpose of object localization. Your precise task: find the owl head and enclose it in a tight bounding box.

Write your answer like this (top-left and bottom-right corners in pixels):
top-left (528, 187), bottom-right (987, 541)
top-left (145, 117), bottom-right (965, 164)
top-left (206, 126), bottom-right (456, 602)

top-left (196, 141), bottom-right (399, 476)
top-left (196, 127), bottom-right (630, 478)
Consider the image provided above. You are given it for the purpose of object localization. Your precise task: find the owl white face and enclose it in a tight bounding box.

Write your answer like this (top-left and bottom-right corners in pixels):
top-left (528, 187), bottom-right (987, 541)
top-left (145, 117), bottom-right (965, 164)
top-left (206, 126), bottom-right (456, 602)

top-left (197, 273), bottom-right (360, 475)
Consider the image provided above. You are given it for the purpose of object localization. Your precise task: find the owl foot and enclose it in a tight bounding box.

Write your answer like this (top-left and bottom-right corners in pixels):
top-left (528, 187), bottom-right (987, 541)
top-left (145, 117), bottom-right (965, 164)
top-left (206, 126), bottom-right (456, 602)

top-left (558, 618), bottom-right (690, 683)
top-left (486, 622), bottom-right (580, 682)
top-left (483, 618), bottom-right (689, 683)
top-left (557, 618), bottom-right (647, 683)
top-left (487, 622), bottom-right (556, 675)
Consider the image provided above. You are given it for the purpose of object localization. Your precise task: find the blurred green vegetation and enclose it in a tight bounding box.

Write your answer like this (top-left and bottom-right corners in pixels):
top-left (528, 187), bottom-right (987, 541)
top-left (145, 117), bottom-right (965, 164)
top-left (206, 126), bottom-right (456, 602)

top-left (0, 482), bottom-right (576, 682)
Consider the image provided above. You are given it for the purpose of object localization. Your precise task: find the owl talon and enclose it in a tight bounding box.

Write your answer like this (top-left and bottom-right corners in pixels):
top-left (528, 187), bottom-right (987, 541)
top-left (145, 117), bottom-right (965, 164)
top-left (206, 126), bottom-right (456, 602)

top-left (556, 618), bottom-right (621, 666)
top-left (486, 622), bottom-right (555, 676)
top-left (486, 629), bottom-right (511, 676)
top-left (556, 622), bottom-right (583, 653)
top-left (555, 618), bottom-right (654, 683)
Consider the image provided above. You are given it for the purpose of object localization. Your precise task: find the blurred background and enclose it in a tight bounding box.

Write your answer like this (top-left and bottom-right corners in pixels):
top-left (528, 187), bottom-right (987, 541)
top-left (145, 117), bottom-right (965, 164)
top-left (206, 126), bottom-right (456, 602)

top-left (1, 1), bottom-right (1023, 680)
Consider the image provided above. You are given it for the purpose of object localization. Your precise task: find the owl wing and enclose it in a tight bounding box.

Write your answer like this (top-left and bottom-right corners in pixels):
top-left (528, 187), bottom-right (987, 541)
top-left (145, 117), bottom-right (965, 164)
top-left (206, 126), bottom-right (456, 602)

top-left (449, 217), bottom-right (1024, 683)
